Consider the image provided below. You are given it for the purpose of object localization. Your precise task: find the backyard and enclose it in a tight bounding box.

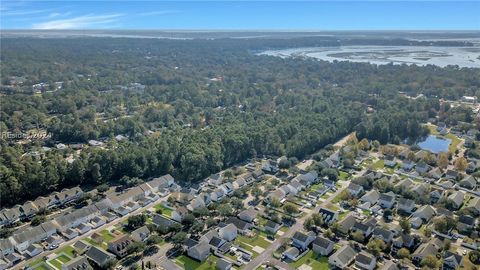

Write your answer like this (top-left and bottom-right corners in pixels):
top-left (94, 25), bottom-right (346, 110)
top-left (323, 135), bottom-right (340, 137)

top-left (175, 255), bottom-right (218, 270)
top-left (289, 250), bottom-right (329, 269)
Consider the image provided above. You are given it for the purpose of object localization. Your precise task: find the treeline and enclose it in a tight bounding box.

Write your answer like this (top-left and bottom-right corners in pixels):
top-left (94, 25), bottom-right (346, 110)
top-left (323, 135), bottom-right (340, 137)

top-left (0, 37), bottom-right (479, 206)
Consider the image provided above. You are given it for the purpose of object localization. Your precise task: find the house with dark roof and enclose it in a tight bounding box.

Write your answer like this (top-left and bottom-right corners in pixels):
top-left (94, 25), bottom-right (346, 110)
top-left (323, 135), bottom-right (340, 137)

top-left (457, 215), bottom-right (476, 232)
top-left (0, 239), bottom-right (14, 257)
top-left (131, 226), bottom-right (150, 242)
top-left (312, 236), bottom-right (334, 256)
top-left (392, 233), bottom-right (414, 251)
top-left (72, 240), bottom-right (91, 255)
top-left (348, 183), bottom-right (364, 197)
top-left (264, 220), bottom-right (281, 234)
top-left (466, 196), bottom-right (480, 216)
top-left (445, 170), bottom-right (460, 181)
top-left (292, 231), bottom-right (315, 250)
top-left (61, 256), bottom-right (93, 270)
top-left (318, 208), bottom-right (339, 225)
top-left (372, 227), bottom-right (394, 244)
top-left (360, 190), bottom-right (380, 205)
top-left (225, 217), bottom-right (252, 234)
top-left (216, 258), bottom-right (232, 270)
top-left (448, 191), bottom-right (465, 210)
top-left (107, 235), bottom-right (132, 258)
top-left (460, 175), bottom-right (477, 190)
top-left (219, 224), bottom-right (237, 242)
top-left (172, 206), bottom-right (189, 223)
top-left (379, 193), bottom-right (396, 209)
top-left (412, 238), bottom-right (442, 264)
top-left (283, 246), bottom-right (300, 261)
top-left (351, 221), bottom-right (375, 239)
top-left (337, 214), bottom-right (356, 235)
top-left (237, 208), bottom-right (257, 223)
top-left (187, 241), bottom-right (211, 262)
top-left (443, 251), bottom-right (464, 270)
top-left (397, 198), bottom-right (415, 213)
top-left (85, 246), bottom-right (115, 268)
top-left (328, 245), bottom-right (357, 269)
top-left (355, 251), bottom-right (377, 270)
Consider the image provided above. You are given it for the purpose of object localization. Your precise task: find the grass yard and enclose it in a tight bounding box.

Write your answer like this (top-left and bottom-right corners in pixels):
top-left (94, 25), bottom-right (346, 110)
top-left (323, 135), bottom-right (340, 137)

top-left (48, 255), bottom-right (71, 270)
top-left (372, 159), bottom-right (384, 170)
top-left (85, 237), bottom-right (108, 250)
top-left (55, 246), bottom-right (76, 257)
top-left (29, 258), bottom-right (47, 268)
top-left (32, 263), bottom-right (53, 270)
top-left (324, 202), bottom-right (339, 211)
top-left (446, 133), bottom-right (461, 153)
top-left (289, 250), bottom-right (329, 270)
top-left (332, 190), bottom-right (349, 203)
top-left (100, 229), bottom-right (116, 241)
top-left (175, 255), bottom-right (218, 270)
top-left (154, 203), bottom-right (173, 217)
top-left (339, 171), bottom-right (349, 180)
top-left (338, 210), bottom-right (350, 220)
top-left (236, 234), bottom-right (271, 249)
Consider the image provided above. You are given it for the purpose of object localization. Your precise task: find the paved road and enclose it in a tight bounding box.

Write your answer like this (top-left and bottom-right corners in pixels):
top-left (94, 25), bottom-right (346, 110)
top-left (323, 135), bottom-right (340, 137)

top-left (14, 194), bottom-right (171, 270)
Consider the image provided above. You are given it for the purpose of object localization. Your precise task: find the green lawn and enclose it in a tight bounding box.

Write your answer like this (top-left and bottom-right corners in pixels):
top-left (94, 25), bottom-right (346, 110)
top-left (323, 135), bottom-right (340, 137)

top-left (236, 234), bottom-right (271, 249)
top-left (100, 229), bottom-right (116, 241)
top-left (29, 258), bottom-right (47, 267)
top-left (332, 190), bottom-right (348, 203)
top-left (372, 159), bottom-right (384, 170)
top-left (289, 250), bottom-right (329, 270)
top-left (85, 237), bottom-right (108, 250)
top-left (154, 203), bottom-right (173, 217)
top-left (339, 171), bottom-right (349, 180)
top-left (48, 253), bottom-right (72, 269)
top-left (175, 255), bottom-right (218, 270)
top-left (55, 246), bottom-right (76, 257)
top-left (338, 210), bottom-right (350, 220)
top-left (446, 133), bottom-right (461, 153)
top-left (32, 263), bottom-right (53, 270)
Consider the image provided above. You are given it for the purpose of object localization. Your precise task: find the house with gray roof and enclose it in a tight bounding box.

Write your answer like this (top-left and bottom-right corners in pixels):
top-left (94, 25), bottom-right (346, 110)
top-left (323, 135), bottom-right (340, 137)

top-left (85, 246), bottom-right (115, 268)
top-left (61, 256), bottom-right (93, 270)
top-left (379, 193), bottom-right (395, 209)
top-left (328, 245), bottom-right (357, 269)
top-left (397, 198), bottom-right (415, 213)
top-left (372, 227), bottom-right (394, 244)
top-left (187, 241), bottom-right (210, 262)
top-left (448, 191), bottom-right (465, 209)
top-left (0, 239), bottom-right (14, 257)
top-left (355, 251), bottom-right (377, 270)
top-left (460, 175), bottom-right (477, 190)
top-left (216, 258), bottom-right (232, 270)
top-left (312, 236), bottom-right (334, 256)
top-left (292, 231), bottom-right (315, 250)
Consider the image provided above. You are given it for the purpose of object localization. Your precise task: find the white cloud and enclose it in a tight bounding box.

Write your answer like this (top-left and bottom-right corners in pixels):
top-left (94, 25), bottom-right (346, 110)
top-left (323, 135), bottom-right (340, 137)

top-left (138, 10), bottom-right (178, 16)
top-left (2, 9), bottom-right (53, 16)
top-left (32, 14), bottom-right (122, 29)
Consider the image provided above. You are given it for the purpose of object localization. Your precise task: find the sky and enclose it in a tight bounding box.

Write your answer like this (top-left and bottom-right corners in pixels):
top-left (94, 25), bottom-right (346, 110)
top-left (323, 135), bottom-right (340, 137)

top-left (1, 1), bottom-right (479, 30)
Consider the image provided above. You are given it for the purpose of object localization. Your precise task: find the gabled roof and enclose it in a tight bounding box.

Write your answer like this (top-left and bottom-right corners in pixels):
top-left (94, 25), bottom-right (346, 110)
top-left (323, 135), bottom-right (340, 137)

top-left (398, 198), bottom-right (415, 208)
top-left (458, 215), bottom-right (476, 226)
top-left (373, 227), bottom-right (393, 240)
top-left (379, 193), bottom-right (395, 202)
top-left (330, 245), bottom-right (356, 266)
top-left (292, 231), bottom-right (315, 243)
top-left (356, 251), bottom-right (375, 265)
top-left (225, 217), bottom-right (251, 231)
top-left (85, 246), bottom-right (114, 266)
top-left (312, 236), bottom-right (333, 249)
top-left (448, 191), bottom-right (465, 206)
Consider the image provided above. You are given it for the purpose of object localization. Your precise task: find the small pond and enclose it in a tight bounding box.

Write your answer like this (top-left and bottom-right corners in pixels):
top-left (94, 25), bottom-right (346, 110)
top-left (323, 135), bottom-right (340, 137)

top-left (417, 135), bottom-right (451, 153)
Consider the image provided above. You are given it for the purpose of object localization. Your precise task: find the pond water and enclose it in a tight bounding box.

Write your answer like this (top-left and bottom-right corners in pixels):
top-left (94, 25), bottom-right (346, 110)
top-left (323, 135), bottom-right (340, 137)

top-left (417, 135), bottom-right (451, 153)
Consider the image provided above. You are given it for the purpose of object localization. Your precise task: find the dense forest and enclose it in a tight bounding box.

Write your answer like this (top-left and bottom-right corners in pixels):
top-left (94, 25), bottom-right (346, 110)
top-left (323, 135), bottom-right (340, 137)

top-left (1, 37), bottom-right (479, 206)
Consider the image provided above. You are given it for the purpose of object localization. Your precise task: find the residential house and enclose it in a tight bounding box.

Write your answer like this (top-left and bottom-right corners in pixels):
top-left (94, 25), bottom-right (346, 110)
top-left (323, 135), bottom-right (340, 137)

top-left (61, 256), bottom-right (93, 270)
top-left (264, 220), bottom-right (281, 234)
top-left (318, 208), bottom-right (339, 225)
top-left (63, 228), bottom-right (79, 240)
top-left (211, 188), bottom-right (225, 202)
top-left (428, 167), bottom-right (443, 180)
top-left (76, 223), bottom-right (92, 235)
top-left (90, 216), bottom-right (106, 229)
top-left (262, 160), bottom-right (279, 174)
top-left (72, 240), bottom-right (90, 255)
top-left (443, 251), bottom-right (464, 270)
top-left (107, 235), bottom-right (132, 258)
top-left (187, 197), bottom-right (206, 211)
top-left (328, 245), bottom-right (357, 269)
top-left (187, 241), bottom-right (210, 262)
top-left (393, 233), bottom-right (415, 251)
top-left (460, 175), bottom-right (477, 190)
top-left (397, 198), bottom-right (415, 213)
top-left (457, 215), bottom-right (476, 232)
top-left (19, 201), bottom-right (38, 219)
top-left (0, 239), bottom-right (14, 257)
top-left (131, 226), bottom-right (150, 242)
top-left (25, 244), bottom-right (43, 257)
top-left (219, 224), bottom-right (237, 242)
top-left (430, 187), bottom-right (446, 204)
top-left (412, 238), bottom-right (442, 264)
top-left (86, 246), bottom-right (115, 268)
top-left (172, 206), bottom-right (189, 223)
top-left (466, 196), bottom-right (480, 216)
top-left (411, 205), bottom-right (436, 227)
top-left (448, 191), bottom-right (465, 210)
top-left (312, 236), bottom-right (334, 256)
top-left (152, 214), bottom-right (177, 230)
top-left (402, 160), bottom-right (415, 171)
top-left (379, 193), bottom-right (396, 209)
top-left (348, 183), bottom-right (364, 197)
top-left (415, 162), bottom-right (430, 174)
top-left (45, 235), bottom-right (64, 249)
top-left (147, 174), bottom-right (175, 193)
top-left (292, 231), bottom-right (315, 250)
top-left (355, 251), bottom-right (377, 270)
top-left (237, 208), bottom-right (257, 223)
top-left (381, 261), bottom-right (400, 270)
top-left (412, 183), bottom-right (429, 196)
top-left (337, 214), bottom-right (356, 235)
top-left (360, 190), bottom-right (380, 206)
top-left (384, 155), bottom-right (397, 168)
top-left (283, 246), bottom-right (300, 261)
top-left (216, 258), bottom-right (232, 270)
top-left (372, 227), bottom-right (394, 244)
top-left (351, 221), bottom-right (375, 239)
top-left (224, 217), bottom-right (252, 234)
top-left (445, 170), bottom-right (460, 181)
